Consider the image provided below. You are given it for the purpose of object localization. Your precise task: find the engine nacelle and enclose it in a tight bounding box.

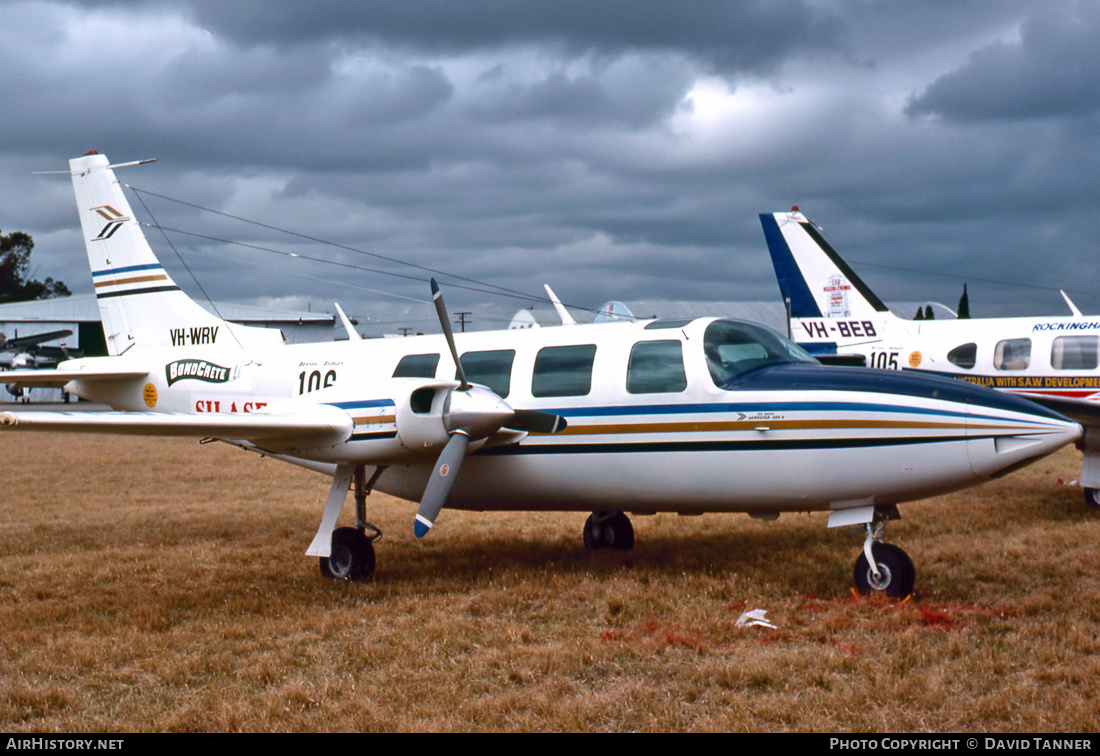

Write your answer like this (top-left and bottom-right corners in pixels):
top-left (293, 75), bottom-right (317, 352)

top-left (394, 382), bottom-right (453, 452)
top-left (394, 379), bottom-right (517, 454)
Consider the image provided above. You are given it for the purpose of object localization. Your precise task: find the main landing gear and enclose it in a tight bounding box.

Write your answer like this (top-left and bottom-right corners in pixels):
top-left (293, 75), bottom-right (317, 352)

top-left (320, 526), bottom-right (379, 581)
top-left (852, 518), bottom-right (915, 599)
top-left (314, 464), bottom-right (384, 582)
top-left (1084, 488), bottom-right (1100, 510)
top-left (583, 511), bottom-right (635, 551)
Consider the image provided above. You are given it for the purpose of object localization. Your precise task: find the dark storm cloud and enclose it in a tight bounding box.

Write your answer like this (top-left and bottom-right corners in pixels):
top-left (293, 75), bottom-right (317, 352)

top-left (176, 0), bottom-right (845, 75)
top-left (3, 0), bottom-right (1099, 332)
top-left (907, 0), bottom-right (1100, 120)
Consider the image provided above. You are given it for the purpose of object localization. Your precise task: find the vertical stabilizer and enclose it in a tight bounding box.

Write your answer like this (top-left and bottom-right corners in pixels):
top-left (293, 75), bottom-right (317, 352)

top-left (760, 210), bottom-right (891, 320)
top-left (69, 152), bottom-right (277, 355)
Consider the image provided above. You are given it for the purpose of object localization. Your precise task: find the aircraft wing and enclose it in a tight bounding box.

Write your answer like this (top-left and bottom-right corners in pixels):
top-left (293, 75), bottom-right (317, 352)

top-left (1022, 394), bottom-right (1100, 428)
top-left (1, 329), bottom-right (73, 352)
top-left (0, 405), bottom-right (354, 450)
top-left (0, 366), bottom-right (149, 388)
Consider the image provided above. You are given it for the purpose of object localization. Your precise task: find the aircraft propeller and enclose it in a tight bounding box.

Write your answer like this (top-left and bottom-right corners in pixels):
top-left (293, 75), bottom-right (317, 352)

top-left (413, 280), bottom-right (566, 537)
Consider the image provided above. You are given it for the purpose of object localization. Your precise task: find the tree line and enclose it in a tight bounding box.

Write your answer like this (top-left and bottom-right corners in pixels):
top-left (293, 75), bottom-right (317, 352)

top-left (1, 230), bottom-right (70, 303)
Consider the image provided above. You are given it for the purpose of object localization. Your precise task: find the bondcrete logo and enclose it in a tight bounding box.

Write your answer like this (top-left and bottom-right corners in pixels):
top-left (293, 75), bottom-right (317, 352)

top-left (165, 359), bottom-right (232, 386)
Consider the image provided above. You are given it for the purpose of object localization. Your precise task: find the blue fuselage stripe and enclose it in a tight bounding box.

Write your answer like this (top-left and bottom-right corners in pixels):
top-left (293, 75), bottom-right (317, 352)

top-left (554, 401), bottom-right (971, 421)
top-left (91, 263), bottom-right (165, 278)
top-left (476, 434), bottom-right (977, 457)
top-left (329, 400), bottom-right (396, 410)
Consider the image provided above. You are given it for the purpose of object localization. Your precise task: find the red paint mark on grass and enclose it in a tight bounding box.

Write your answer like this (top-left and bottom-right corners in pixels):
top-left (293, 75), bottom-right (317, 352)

top-left (918, 606), bottom-right (959, 630)
top-left (838, 642), bottom-right (870, 656)
top-left (662, 631), bottom-right (699, 648)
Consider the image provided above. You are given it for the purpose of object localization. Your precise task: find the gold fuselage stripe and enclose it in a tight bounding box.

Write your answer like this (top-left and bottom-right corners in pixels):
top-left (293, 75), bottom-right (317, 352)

top-left (94, 273), bottom-right (171, 288)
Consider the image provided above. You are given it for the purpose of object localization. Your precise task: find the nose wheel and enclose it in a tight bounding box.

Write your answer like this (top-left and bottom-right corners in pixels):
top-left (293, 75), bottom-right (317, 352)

top-left (583, 511), bottom-right (635, 551)
top-left (853, 522), bottom-right (915, 599)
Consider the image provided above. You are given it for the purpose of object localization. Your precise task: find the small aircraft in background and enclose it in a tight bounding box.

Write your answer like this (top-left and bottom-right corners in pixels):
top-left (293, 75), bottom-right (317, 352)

top-left (761, 207), bottom-right (1100, 509)
top-left (0, 155), bottom-right (1082, 598)
top-left (1, 329), bottom-right (73, 356)
top-left (1, 329), bottom-right (81, 400)
top-left (1, 329), bottom-right (76, 368)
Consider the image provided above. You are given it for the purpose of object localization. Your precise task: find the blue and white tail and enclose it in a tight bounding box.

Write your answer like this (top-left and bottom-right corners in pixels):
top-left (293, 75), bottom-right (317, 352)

top-left (760, 209), bottom-right (893, 320)
top-left (70, 152), bottom-right (280, 355)
top-left (760, 209), bottom-right (901, 355)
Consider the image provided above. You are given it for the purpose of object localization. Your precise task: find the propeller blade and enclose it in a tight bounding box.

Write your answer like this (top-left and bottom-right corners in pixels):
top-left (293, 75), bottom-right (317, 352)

top-left (414, 431), bottom-right (470, 538)
top-left (431, 278), bottom-right (469, 391)
top-left (506, 410), bottom-right (568, 434)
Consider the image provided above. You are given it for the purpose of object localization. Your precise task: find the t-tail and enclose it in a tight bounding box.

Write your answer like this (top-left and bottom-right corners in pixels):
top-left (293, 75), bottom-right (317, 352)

top-left (70, 151), bottom-right (280, 355)
top-left (760, 209), bottom-right (898, 359)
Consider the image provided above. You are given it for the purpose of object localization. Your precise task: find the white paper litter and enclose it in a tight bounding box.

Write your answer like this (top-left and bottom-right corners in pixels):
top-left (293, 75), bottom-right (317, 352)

top-left (735, 609), bottom-right (777, 629)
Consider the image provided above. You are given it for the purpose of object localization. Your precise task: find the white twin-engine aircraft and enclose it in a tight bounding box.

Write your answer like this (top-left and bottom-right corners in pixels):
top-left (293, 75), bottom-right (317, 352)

top-left (761, 208), bottom-right (1100, 510)
top-left (0, 154), bottom-right (1083, 598)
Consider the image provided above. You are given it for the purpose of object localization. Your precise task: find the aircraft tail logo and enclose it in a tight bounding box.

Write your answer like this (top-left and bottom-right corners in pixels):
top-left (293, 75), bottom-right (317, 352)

top-left (825, 274), bottom-right (852, 317)
top-left (92, 205), bottom-right (130, 241)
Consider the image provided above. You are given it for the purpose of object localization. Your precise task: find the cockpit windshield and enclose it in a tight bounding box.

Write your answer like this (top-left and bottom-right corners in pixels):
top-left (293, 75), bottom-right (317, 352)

top-left (704, 319), bottom-right (817, 386)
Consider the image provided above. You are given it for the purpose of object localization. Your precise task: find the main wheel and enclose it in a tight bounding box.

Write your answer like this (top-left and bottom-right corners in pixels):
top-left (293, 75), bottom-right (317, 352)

top-left (583, 512), bottom-right (635, 551)
top-left (854, 542), bottom-right (915, 598)
top-left (319, 527), bottom-right (376, 581)
top-left (1084, 488), bottom-right (1100, 510)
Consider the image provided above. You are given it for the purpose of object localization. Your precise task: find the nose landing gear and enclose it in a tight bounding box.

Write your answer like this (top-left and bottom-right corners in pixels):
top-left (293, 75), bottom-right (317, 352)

top-left (853, 520), bottom-right (915, 599)
top-left (583, 511), bottom-right (635, 551)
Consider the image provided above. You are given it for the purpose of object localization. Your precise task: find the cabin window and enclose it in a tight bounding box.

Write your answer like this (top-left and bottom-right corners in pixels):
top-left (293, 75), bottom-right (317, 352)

top-left (393, 353), bottom-right (440, 378)
top-left (532, 344), bottom-right (597, 398)
top-left (703, 319), bottom-right (816, 386)
top-left (458, 349), bottom-right (515, 397)
top-left (947, 343), bottom-right (977, 370)
top-left (993, 338), bottom-right (1031, 371)
top-left (1051, 336), bottom-right (1099, 370)
top-left (626, 340), bottom-right (687, 394)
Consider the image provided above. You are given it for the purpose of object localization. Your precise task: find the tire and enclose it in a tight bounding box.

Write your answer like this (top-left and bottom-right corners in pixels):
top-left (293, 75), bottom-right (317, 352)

top-left (854, 542), bottom-right (915, 598)
top-left (583, 512), bottom-right (635, 551)
top-left (1084, 488), bottom-right (1100, 510)
top-left (319, 527), bottom-right (376, 581)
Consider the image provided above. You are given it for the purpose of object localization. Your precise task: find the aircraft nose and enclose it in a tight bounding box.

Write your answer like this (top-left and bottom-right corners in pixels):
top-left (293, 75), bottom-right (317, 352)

top-left (966, 389), bottom-right (1082, 479)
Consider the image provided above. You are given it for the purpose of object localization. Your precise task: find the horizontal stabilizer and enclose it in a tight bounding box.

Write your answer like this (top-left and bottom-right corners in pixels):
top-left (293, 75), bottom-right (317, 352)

top-left (0, 405), bottom-right (353, 450)
top-left (0, 366), bottom-right (149, 389)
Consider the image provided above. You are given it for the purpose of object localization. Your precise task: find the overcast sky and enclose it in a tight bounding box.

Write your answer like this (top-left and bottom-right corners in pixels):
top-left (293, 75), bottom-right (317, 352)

top-left (2, 0), bottom-right (1099, 335)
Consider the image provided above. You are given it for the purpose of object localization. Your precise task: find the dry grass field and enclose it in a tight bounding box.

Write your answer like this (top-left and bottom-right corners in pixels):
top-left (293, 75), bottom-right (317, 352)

top-left (1, 432), bottom-right (1098, 733)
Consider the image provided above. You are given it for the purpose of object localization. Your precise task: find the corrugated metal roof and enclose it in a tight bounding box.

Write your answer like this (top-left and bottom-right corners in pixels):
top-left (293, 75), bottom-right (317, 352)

top-left (0, 294), bottom-right (337, 324)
